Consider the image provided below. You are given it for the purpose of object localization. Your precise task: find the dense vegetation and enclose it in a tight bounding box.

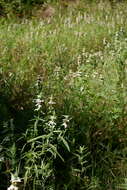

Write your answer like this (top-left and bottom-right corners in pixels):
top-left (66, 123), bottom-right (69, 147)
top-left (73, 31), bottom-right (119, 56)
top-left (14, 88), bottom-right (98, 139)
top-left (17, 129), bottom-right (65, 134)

top-left (1, 0), bottom-right (127, 189)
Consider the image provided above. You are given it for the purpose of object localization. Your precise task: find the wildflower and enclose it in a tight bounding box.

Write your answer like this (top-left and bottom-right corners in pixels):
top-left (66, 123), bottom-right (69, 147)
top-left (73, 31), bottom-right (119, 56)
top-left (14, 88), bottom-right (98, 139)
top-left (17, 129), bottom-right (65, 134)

top-left (48, 95), bottom-right (56, 105)
top-left (34, 94), bottom-right (44, 111)
top-left (62, 115), bottom-right (71, 129)
top-left (8, 184), bottom-right (19, 190)
top-left (48, 120), bottom-right (56, 127)
top-left (8, 175), bottom-right (22, 190)
top-left (47, 115), bottom-right (57, 127)
top-left (80, 86), bottom-right (84, 92)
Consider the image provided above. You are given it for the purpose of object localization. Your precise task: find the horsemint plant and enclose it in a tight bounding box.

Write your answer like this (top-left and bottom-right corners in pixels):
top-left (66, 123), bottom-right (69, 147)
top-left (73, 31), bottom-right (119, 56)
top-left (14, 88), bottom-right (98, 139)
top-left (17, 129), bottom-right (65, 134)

top-left (21, 77), bottom-right (71, 190)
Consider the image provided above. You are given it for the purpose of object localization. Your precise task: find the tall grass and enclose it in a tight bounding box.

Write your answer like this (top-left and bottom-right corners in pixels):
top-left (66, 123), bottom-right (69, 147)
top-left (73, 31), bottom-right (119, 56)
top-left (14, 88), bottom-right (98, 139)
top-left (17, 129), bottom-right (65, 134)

top-left (1, 0), bottom-right (127, 189)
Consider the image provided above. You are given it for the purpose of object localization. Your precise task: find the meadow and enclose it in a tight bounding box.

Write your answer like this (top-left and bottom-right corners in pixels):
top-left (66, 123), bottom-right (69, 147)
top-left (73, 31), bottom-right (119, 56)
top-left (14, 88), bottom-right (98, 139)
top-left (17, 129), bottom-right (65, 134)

top-left (1, 0), bottom-right (127, 189)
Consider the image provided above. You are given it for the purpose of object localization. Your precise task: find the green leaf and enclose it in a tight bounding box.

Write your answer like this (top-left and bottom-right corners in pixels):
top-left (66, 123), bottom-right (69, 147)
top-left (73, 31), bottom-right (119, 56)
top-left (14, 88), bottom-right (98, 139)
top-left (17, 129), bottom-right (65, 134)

top-left (27, 134), bottom-right (51, 143)
top-left (49, 144), bottom-right (64, 162)
top-left (58, 136), bottom-right (70, 152)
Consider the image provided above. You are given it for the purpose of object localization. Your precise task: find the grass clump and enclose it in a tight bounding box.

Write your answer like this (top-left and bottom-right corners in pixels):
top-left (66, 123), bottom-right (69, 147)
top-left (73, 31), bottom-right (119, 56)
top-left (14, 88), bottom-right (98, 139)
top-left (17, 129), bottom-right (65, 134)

top-left (1, 0), bottom-right (127, 189)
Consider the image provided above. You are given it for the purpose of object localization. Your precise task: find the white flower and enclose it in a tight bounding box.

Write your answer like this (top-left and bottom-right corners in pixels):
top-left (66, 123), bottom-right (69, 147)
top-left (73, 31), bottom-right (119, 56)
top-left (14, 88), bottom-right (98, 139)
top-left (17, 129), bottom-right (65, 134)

top-left (48, 95), bottom-right (56, 105)
top-left (80, 86), bottom-right (84, 92)
top-left (62, 115), bottom-right (71, 129)
top-left (62, 122), bottom-right (68, 128)
top-left (34, 95), bottom-right (44, 111)
top-left (48, 120), bottom-right (56, 127)
top-left (8, 184), bottom-right (18, 190)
